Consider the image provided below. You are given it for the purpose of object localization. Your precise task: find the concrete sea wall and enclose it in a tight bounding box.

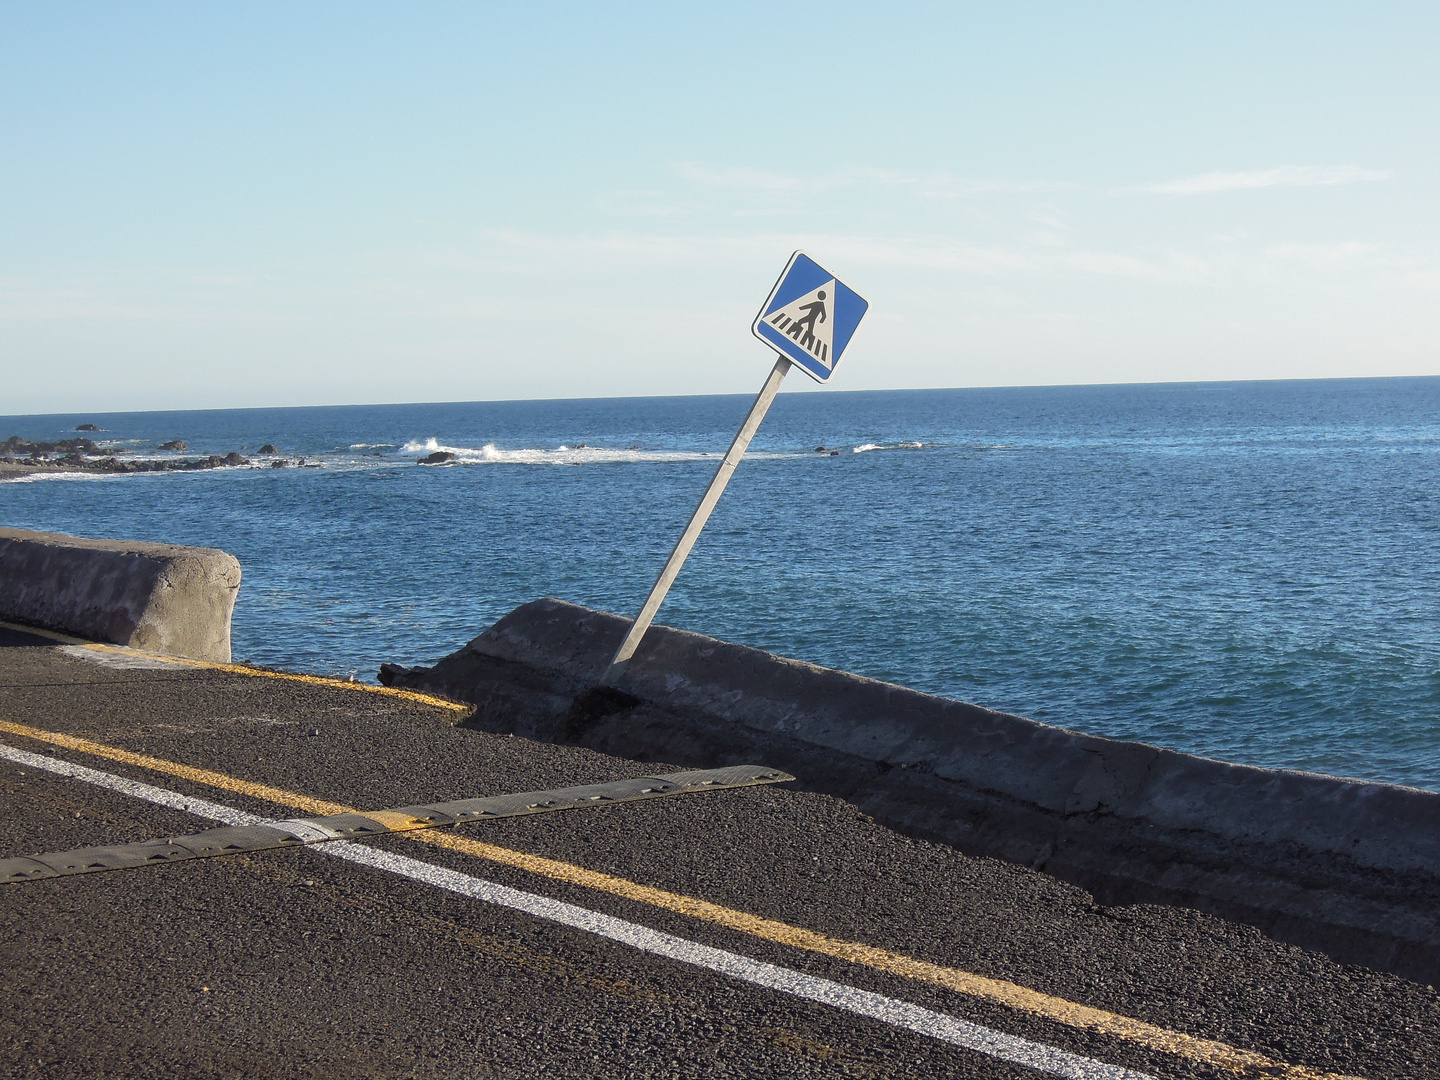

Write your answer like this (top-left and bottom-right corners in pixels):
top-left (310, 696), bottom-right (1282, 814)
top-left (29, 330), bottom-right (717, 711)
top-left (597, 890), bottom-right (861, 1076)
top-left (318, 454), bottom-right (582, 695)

top-left (0, 527), bottom-right (241, 662)
top-left (392, 597), bottom-right (1440, 985)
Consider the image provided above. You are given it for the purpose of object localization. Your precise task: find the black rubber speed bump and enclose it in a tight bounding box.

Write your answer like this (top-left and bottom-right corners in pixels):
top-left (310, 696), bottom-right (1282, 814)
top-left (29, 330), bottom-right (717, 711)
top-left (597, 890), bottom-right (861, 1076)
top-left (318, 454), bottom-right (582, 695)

top-left (2, 765), bottom-right (795, 885)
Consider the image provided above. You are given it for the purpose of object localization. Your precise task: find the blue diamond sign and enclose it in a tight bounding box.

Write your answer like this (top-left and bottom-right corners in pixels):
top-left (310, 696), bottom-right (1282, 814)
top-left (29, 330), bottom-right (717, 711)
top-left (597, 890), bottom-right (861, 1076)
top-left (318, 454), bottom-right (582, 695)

top-left (752, 251), bottom-right (869, 383)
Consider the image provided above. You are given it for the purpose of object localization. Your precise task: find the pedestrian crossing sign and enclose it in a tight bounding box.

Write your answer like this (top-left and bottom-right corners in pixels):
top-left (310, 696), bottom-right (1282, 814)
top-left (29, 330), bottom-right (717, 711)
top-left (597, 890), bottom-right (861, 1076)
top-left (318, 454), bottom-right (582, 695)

top-left (752, 251), bottom-right (868, 383)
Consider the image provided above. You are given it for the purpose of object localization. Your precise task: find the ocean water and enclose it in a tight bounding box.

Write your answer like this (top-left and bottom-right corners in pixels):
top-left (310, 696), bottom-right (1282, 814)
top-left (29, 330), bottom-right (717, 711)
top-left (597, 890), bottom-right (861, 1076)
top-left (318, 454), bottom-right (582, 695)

top-left (3, 377), bottom-right (1439, 792)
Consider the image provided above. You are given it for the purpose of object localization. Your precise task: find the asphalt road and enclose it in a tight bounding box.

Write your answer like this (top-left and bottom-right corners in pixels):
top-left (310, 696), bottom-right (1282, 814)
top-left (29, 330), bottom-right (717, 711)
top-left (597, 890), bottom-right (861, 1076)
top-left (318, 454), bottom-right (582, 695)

top-left (1, 627), bottom-right (1434, 1080)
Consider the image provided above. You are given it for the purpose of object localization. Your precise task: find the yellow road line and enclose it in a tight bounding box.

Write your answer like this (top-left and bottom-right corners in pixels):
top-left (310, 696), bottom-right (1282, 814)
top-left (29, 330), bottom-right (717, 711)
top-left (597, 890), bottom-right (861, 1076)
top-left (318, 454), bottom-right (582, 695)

top-left (366, 809), bottom-right (440, 832)
top-left (0, 621), bottom-right (90, 645)
top-left (0, 716), bottom-right (1363, 1080)
top-left (0, 619), bottom-right (470, 714)
top-left (0, 719), bottom-right (349, 817)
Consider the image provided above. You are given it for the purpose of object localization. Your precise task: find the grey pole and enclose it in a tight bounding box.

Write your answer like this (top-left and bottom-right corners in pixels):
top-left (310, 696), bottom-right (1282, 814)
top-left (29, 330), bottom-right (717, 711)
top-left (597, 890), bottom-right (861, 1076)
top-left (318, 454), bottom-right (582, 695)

top-left (601, 355), bottom-right (792, 685)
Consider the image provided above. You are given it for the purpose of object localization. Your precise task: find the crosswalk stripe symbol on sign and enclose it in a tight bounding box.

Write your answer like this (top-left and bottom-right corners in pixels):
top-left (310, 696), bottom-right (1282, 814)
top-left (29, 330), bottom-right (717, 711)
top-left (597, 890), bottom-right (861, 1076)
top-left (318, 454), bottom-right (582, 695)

top-left (764, 281), bottom-right (835, 367)
top-left (752, 252), bottom-right (868, 383)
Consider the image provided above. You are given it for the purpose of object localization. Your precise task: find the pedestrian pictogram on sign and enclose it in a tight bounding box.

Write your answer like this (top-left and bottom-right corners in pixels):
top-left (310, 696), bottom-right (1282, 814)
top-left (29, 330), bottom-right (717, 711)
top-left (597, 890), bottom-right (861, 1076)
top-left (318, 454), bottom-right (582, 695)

top-left (752, 251), bottom-right (868, 383)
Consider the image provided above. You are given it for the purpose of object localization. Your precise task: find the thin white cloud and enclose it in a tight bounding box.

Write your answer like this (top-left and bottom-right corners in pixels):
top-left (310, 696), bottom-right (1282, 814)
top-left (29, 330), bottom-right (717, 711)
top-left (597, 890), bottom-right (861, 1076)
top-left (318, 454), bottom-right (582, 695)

top-left (1264, 242), bottom-right (1390, 271)
top-left (1136, 165), bottom-right (1390, 196)
top-left (670, 163), bottom-right (808, 191)
top-left (668, 162), bottom-right (1075, 199)
top-left (913, 176), bottom-right (1079, 198)
top-left (844, 167), bottom-right (1076, 197)
top-left (1065, 251), bottom-right (1205, 281)
top-left (447, 228), bottom-right (1217, 285)
top-left (468, 228), bottom-right (1042, 275)
top-left (594, 189), bottom-right (699, 217)
top-left (1256, 242), bottom-right (1437, 292)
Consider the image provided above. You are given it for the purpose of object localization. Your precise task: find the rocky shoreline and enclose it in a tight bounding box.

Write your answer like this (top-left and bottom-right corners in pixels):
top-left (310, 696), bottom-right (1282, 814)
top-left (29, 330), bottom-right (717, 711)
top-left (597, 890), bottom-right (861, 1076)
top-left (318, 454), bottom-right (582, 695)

top-left (0, 454), bottom-right (253, 478)
top-left (1, 430), bottom-right (457, 478)
top-left (1, 435), bottom-right (254, 478)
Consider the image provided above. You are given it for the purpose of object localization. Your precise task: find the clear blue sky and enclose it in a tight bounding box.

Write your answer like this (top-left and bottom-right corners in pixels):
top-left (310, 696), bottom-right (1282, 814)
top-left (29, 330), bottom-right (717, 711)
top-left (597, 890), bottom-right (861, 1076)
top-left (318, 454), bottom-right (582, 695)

top-left (2, 2), bottom-right (1436, 412)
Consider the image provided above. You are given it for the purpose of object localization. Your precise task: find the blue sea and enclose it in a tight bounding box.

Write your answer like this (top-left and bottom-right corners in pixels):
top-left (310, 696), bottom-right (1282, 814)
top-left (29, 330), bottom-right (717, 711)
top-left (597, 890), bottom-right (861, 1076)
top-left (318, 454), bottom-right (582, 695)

top-left (4, 377), bottom-right (1439, 792)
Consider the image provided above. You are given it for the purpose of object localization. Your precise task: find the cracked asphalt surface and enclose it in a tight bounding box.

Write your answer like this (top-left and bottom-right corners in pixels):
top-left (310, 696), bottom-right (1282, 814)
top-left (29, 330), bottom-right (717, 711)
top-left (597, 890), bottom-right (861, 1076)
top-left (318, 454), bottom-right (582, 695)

top-left (1, 628), bottom-right (1436, 1079)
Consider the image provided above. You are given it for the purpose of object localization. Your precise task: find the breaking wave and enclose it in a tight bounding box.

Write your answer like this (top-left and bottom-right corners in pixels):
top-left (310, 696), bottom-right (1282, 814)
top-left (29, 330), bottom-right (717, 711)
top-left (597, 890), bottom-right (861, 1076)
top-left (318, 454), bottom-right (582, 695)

top-left (3, 471), bottom-right (130, 484)
top-left (852, 441), bottom-right (926, 453)
top-left (400, 436), bottom-right (727, 466)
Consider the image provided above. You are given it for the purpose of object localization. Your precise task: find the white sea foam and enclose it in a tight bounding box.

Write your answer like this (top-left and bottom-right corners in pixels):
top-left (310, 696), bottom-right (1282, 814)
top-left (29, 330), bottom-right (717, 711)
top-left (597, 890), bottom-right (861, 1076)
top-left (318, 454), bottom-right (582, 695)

top-left (399, 436), bottom-right (739, 466)
top-left (3, 470), bottom-right (129, 483)
top-left (853, 441), bottom-right (927, 454)
top-left (2, 457), bottom-right (279, 482)
top-left (349, 443), bottom-right (396, 450)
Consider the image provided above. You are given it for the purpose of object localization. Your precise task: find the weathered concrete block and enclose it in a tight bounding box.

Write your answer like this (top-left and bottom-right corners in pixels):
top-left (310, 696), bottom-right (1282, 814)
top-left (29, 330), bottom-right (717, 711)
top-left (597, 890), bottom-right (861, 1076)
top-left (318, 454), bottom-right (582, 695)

top-left (395, 597), bottom-right (1440, 984)
top-left (0, 528), bottom-right (241, 662)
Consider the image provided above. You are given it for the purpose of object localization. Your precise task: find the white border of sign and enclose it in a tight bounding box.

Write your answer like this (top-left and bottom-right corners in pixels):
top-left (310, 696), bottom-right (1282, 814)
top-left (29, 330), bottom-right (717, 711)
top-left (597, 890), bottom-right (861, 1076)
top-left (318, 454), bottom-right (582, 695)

top-left (750, 249), bottom-right (865, 384)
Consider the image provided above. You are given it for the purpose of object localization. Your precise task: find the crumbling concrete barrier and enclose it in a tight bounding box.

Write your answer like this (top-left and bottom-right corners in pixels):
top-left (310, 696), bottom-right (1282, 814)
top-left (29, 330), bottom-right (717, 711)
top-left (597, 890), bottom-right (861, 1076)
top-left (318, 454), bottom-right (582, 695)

top-left (0, 527), bottom-right (241, 662)
top-left (387, 597), bottom-right (1440, 985)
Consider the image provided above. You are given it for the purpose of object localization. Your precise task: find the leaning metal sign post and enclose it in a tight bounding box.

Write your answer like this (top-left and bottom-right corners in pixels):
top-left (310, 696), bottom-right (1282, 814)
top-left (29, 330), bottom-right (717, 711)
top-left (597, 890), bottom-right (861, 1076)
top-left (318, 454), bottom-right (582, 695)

top-left (600, 251), bottom-right (869, 686)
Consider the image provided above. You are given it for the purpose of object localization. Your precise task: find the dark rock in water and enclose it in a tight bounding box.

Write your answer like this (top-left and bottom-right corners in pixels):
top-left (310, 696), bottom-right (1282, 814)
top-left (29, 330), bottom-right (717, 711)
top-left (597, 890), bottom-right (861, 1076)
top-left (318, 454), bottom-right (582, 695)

top-left (378, 662), bottom-right (428, 688)
top-left (258, 444), bottom-right (278, 454)
top-left (0, 442), bottom-right (254, 475)
top-left (4, 435), bottom-right (100, 455)
top-left (270, 459), bottom-right (289, 468)
top-left (815, 446), bottom-right (828, 452)
top-left (159, 440), bottom-right (187, 451)
top-left (75, 423), bottom-right (100, 432)
top-left (421, 451), bottom-right (457, 464)
top-left (829, 450), bottom-right (840, 456)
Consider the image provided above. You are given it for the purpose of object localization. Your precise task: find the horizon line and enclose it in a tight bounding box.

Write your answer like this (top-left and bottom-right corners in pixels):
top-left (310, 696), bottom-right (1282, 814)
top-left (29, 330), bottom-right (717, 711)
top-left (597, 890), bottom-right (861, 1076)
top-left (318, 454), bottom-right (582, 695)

top-left (4, 371), bottom-right (1437, 421)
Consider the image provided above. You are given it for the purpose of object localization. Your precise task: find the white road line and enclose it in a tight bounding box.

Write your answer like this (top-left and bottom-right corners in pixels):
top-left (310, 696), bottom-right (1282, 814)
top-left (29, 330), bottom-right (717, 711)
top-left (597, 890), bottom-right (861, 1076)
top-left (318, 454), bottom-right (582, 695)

top-left (1, 742), bottom-right (260, 827)
top-left (1, 741), bottom-right (1157, 1080)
